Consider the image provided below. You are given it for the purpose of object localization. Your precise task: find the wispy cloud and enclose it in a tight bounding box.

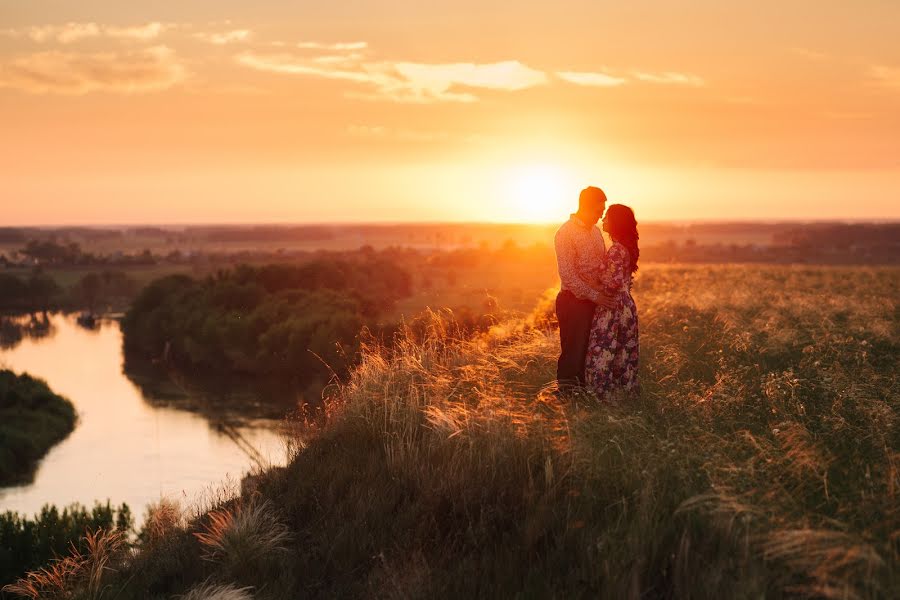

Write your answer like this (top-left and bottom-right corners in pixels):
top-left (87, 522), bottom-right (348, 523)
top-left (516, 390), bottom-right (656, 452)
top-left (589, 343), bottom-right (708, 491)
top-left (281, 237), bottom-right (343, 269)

top-left (634, 71), bottom-right (704, 86)
top-left (393, 61), bottom-right (547, 92)
top-left (557, 68), bottom-right (702, 88)
top-left (296, 41), bottom-right (368, 51)
top-left (237, 49), bottom-right (547, 103)
top-left (347, 124), bottom-right (486, 144)
top-left (194, 29), bottom-right (252, 45)
top-left (11, 22), bottom-right (169, 43)
top-left (556, 70), bottom-right (626, 87)
top-left (28, 22), bottom-right (100, 43)
top-left (0, 46), bottom-right (186, 94)
top-left (869, 65), bottom-right (900, 91)
top-left (106, 23), bottom-right (168, 41)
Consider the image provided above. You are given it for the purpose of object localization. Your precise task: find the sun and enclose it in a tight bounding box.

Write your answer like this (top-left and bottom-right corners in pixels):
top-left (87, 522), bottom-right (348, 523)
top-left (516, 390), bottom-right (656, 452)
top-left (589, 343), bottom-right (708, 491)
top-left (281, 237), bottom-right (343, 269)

top-left (504, 163), bottom-right (578, 223)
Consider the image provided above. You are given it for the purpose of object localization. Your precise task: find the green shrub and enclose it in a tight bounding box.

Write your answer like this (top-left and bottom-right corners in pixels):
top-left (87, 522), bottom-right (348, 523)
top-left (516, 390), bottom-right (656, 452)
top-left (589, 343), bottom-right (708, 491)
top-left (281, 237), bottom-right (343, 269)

top-left (0, 501), bottom-right (132, 587)
top-left (0, 371), bottom-right (76, 486)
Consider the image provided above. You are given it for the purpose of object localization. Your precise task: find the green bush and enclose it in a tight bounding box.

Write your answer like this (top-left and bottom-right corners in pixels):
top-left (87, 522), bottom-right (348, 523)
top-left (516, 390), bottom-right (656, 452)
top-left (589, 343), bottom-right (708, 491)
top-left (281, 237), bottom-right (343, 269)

top-left (121, 258), bottom-right (411, 383)
top-left (0, 501), bottom-right (132, 587)
top-left (0, 371), bottom-right (76, 486)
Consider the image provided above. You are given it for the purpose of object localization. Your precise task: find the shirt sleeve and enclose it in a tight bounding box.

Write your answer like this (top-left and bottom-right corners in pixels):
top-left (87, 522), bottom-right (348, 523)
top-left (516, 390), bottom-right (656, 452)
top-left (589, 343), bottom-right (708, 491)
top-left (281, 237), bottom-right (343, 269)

top-left (599, 244), bottom-right (628, 296)
top-left (555, 229), bottom-right (600, 303)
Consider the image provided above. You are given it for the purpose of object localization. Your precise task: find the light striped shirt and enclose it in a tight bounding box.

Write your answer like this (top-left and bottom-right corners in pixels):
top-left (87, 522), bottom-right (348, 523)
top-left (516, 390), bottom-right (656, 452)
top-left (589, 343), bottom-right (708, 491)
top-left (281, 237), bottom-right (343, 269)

top-left (554, 214), bottom-right (607, 303)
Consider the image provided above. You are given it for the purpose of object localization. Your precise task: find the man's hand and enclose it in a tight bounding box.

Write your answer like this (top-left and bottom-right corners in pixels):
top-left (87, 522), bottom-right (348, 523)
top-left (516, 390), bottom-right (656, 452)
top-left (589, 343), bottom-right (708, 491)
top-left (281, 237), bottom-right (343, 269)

top-left (593, 290), bottom-right (617, 310)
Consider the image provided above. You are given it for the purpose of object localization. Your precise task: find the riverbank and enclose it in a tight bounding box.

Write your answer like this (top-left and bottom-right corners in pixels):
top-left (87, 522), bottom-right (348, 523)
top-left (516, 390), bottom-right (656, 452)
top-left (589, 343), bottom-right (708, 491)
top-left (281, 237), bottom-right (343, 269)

top-left (0, 370), bottom-right (77, 486)
top-left (0, 315), bottom-right (286, 525)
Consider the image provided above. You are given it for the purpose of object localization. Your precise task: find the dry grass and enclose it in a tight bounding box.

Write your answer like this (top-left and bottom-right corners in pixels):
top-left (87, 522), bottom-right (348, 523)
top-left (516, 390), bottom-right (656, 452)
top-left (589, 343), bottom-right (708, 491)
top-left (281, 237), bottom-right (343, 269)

top-left (179, 581), bottom-right (254, 600)
top-left (142, 497), bottom-right (185, 545)
top-left (194, 500), bottom-right (292, 574)
top-left (2, 528), bottom-right (127, 600)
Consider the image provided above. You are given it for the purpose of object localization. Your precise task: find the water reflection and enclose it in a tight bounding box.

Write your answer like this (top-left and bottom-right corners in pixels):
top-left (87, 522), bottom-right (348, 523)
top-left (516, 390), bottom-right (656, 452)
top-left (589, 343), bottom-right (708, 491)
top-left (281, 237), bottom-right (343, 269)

top-left (0, 314), bottom-right (287, 524)
top-left (0, 313), bottom-right (56, 349)
top-left (122, 354), bottom-right (302, 420)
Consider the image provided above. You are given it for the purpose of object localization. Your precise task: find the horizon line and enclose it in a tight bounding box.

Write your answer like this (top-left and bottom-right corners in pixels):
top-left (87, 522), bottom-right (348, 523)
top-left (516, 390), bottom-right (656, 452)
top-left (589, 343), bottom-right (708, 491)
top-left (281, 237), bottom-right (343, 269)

top-left (5, 217), bottom-right (900, 229)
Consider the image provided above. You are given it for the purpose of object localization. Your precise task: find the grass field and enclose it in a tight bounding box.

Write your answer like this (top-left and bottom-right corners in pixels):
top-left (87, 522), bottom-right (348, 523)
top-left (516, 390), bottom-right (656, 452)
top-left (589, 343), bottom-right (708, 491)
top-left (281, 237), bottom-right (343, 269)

top-left (4, 265), bottom-right (898, 599)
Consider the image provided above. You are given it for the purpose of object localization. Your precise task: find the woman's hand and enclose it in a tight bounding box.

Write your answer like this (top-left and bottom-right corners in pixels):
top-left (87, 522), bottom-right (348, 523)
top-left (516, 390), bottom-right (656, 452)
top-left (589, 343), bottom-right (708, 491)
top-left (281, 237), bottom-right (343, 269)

top-left (592, 289), bottom-right (617, 310)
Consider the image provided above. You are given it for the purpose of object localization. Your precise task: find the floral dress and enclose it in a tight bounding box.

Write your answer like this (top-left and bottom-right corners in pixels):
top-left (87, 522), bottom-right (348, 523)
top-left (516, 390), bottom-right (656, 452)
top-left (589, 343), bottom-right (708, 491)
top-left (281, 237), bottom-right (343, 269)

top-left (584, 242), bottom-right (639, 399)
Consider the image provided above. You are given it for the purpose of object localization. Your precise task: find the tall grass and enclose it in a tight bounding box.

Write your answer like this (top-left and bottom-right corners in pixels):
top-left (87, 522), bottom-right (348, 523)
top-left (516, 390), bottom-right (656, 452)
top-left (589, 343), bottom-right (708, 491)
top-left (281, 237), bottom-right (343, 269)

top-left (2, 528), bottom-right (127, 600)
top-left (7, 265), bottom-right (897, 599)
top-left (179, 582), bottom-right (254, 600)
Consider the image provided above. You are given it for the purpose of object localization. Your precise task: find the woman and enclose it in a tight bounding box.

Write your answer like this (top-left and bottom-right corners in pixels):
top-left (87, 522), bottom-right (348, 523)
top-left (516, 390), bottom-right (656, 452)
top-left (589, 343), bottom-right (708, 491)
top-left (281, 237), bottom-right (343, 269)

top-left (584, 204), bottom-right (640, 399)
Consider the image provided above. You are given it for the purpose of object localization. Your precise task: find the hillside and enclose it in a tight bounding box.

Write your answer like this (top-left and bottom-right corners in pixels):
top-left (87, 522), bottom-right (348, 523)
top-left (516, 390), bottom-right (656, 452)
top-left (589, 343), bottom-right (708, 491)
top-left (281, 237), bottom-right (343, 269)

top-left (4, 265), bottom-right (898, 599)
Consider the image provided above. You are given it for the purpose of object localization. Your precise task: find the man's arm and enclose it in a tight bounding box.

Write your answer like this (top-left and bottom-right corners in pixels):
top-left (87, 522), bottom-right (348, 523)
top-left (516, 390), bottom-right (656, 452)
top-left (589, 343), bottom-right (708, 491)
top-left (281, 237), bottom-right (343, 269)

top-left (555, 231), bottom-right (616, 309)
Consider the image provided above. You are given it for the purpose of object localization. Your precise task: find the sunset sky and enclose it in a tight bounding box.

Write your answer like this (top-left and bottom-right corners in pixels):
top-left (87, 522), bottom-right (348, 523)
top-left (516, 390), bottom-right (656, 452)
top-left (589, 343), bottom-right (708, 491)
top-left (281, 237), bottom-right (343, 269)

top-left (2, 1), bottom-right (899, 225)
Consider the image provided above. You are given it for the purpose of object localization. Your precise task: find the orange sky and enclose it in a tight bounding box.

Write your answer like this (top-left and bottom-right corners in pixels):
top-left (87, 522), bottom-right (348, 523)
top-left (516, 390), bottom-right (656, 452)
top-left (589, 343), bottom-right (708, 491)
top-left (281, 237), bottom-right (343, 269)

top-left (2, 1), bottom-right (899, 225)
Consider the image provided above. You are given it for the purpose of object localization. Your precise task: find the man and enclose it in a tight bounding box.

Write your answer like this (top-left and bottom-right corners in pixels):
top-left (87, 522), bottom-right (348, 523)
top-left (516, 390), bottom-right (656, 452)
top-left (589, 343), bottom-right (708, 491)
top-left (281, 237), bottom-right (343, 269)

top-left (554, 186), bottom-right (616, 389)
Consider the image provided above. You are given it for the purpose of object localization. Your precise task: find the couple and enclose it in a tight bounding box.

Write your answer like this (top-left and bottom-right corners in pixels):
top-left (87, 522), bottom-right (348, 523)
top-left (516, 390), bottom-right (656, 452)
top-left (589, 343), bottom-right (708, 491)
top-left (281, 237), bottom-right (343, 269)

top-left (554, 186), bottom-right (639, 400)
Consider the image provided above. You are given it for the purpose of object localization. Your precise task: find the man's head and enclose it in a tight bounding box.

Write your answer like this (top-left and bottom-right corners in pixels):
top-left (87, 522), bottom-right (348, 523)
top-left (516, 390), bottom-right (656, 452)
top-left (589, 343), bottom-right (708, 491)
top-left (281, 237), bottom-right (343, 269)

top-left (577, 186), bottom-right (607, 225)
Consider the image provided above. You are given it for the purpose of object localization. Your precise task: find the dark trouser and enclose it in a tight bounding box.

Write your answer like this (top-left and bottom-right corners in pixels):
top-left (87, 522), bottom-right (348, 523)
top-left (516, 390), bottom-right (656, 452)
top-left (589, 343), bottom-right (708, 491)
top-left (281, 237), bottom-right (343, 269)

top-left (556, 290), bottom-right (596, 388)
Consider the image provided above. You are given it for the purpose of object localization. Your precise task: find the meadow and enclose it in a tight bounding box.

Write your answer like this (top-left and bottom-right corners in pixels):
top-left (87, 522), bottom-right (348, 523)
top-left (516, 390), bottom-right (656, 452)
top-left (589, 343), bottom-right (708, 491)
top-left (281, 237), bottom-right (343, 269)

top-left (3, 264), bottom-right (898, 599)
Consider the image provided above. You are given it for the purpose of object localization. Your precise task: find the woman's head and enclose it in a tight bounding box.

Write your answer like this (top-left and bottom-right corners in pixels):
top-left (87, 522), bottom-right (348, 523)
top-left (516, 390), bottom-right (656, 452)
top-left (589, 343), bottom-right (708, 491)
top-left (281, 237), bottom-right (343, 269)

top-left (602, 204), bottom-right (639, 273)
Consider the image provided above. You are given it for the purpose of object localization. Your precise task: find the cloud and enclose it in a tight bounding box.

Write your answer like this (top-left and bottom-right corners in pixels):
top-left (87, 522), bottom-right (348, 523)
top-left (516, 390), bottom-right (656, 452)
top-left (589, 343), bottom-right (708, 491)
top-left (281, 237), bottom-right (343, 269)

top-left (869, 65), bottom-right (900, 90)
top-left (9, 22), bottom-right (168, 43)
top-left (347, 124), bottom-right (485, 144)
top-left (237, 50), bottom-right (547, 103)
top-left (106, 22), bottom-right (168, 41)
top-left (28, 22), bottom-right (100, 43)
top-left (0, 46), bottom-right (186, 94)
top-left (634, 71), bottom-right (704, 86)
top-left (313, 53), bottom-right (367, 65)
top-left (296, 41), bottom-right (368, 51)
top-left (236, 52), bottom-right (385, 83)
top-left (194, 29), bottom-right (252, 45)
top-left (392, 61), bottom-right (547, 92)
top-left (556, 70), bottom-right (626, 87)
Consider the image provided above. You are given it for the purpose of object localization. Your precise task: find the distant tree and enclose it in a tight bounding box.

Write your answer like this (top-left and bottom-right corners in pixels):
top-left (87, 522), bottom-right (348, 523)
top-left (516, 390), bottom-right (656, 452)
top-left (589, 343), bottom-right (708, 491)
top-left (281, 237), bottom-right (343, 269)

top-left (76, 272), bottom-right (102, 312)
top-left (0, 274), bottom-right (27, 310)
top-left (25, 272), bottom-right (61, 309)
top-left (121, 257), bottom-right (412, 385)
top-left (19, 240), bottom-right (83, 265)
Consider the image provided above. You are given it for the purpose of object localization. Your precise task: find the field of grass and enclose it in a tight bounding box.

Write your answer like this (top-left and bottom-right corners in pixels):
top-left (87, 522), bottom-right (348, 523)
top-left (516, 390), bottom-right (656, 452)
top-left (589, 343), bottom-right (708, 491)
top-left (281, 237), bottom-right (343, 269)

top-left (4, 265), bottom-right (898, 599)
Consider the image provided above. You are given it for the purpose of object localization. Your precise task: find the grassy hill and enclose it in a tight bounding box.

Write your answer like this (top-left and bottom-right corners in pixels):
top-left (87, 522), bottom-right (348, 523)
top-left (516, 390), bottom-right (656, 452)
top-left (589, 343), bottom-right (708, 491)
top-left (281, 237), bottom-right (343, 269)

top-left (4, 265), bottom-right (898, 599)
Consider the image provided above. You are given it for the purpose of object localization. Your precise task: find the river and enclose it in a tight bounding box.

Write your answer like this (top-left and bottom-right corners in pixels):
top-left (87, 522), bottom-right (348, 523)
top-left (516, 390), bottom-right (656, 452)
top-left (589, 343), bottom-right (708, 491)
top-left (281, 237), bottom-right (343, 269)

top-left (0, 313), bottom-right (287, 524)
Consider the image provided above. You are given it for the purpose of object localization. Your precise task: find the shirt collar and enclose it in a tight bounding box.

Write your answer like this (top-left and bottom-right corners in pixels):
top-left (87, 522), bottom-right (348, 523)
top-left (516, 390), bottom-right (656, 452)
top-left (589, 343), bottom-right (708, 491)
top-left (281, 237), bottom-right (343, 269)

top-left (569, 213), bottom-right (591, 229)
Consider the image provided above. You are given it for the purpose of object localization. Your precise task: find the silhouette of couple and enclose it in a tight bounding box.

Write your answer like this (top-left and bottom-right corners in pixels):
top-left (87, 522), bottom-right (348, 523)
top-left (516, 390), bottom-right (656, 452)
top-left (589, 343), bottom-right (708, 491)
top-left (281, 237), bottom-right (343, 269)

top-left (554, 186), bottom-right (639, 400)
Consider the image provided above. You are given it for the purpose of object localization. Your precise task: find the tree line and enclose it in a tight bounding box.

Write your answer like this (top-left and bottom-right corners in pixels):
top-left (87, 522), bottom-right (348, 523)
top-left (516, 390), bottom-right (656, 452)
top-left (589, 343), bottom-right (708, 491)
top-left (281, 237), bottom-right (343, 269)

top-left (0, 271), bottom-right (137, 314)
top-left (121, 257), bottom-right (412, 387)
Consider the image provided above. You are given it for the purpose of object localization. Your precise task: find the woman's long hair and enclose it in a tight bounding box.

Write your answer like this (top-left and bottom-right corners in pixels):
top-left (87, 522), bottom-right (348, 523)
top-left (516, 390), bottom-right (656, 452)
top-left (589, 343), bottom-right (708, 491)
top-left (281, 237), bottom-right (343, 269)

top-left (605, 204), bottom-right (639, 274)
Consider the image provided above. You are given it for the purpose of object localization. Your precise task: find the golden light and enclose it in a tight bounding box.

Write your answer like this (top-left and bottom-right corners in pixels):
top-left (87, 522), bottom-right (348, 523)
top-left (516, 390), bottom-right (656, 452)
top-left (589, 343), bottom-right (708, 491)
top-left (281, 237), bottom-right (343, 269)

top-left (502, 163), bottom-right (579, 223)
